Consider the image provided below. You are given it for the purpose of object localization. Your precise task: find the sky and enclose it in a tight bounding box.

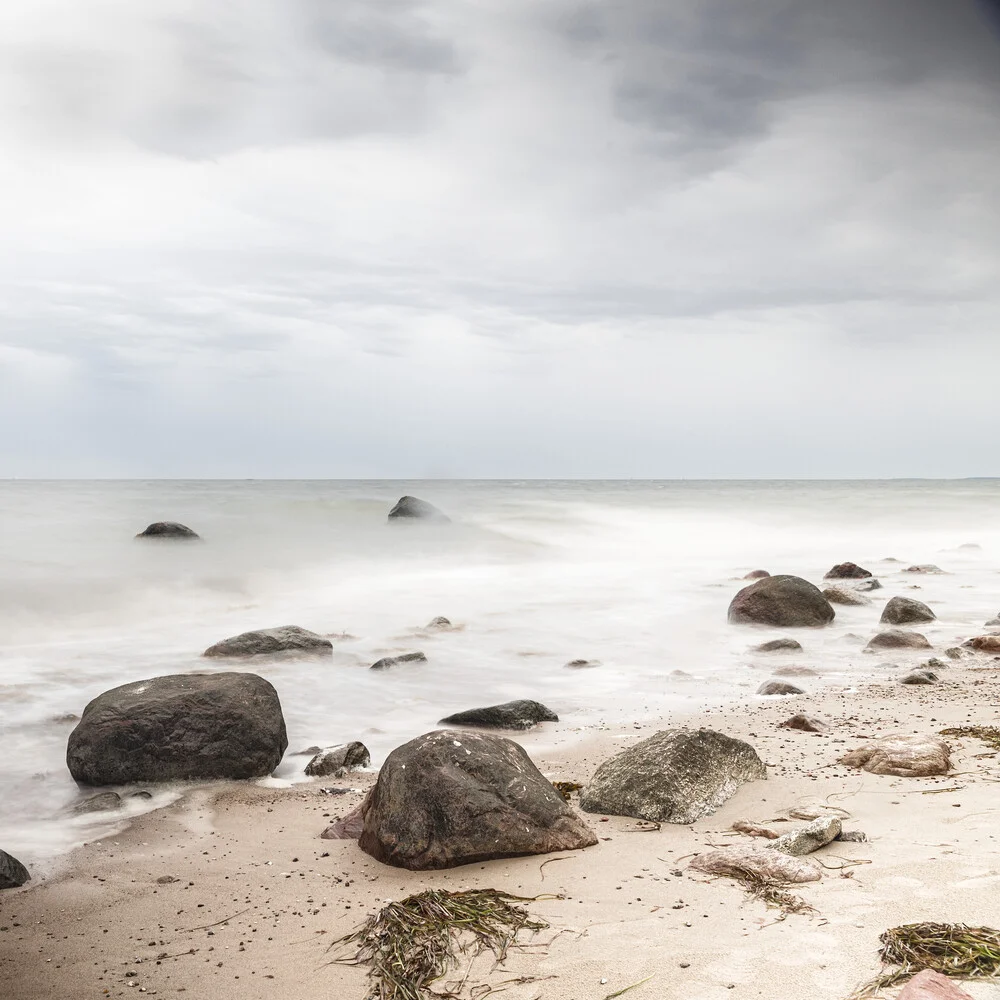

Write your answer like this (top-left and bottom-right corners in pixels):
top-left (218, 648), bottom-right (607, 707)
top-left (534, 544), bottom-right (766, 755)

top-left (1, 0), bottom-right (999, 479)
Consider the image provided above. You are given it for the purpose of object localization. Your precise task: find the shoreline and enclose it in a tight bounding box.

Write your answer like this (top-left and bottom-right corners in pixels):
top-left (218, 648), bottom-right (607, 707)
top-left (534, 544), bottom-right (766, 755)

top-left (3, 658), bottom-right (1000, 999)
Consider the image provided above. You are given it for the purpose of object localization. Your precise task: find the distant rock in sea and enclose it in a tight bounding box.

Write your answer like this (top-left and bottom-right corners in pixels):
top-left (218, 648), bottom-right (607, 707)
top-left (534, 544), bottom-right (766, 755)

top-left (438, 699), bottom-right (558, 731)
top-left (387, 496), bottom-right (450, 522)
top-left (824, 562), bottom-right (873, 579)
top-left (135, 521), bottom-right (200, 540)
top-left (203, 626), bottom-right (333, 659)
top-left (880, 596), bottom-right (936, 625)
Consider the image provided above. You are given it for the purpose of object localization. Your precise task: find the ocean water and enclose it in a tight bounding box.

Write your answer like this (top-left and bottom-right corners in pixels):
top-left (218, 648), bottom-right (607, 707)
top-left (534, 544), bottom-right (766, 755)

top-left (1, 479), bottom-right (998, 867)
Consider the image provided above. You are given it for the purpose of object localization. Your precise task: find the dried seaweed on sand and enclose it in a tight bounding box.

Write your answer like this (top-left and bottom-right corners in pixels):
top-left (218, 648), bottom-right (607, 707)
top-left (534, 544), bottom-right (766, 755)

top-left (939, 726), bottom-right (1000, 752)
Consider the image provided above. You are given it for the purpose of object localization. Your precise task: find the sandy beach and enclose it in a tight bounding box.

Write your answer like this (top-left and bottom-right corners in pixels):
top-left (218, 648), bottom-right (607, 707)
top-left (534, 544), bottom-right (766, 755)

top-left (3, 655), bottom-right (999, 1000)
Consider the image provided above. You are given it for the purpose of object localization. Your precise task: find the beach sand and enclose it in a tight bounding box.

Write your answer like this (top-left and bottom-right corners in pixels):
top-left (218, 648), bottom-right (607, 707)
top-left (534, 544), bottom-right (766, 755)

top-left (3, 664), bottom-right (1000, 1000)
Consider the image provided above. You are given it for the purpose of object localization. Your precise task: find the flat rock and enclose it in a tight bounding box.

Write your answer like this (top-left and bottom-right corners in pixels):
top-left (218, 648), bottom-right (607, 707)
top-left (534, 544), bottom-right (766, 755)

top-left (773, 665), bottom-right (818, 677)
top-left (767, 816), bottom-right (841, 856)
top-left (881, 596), bottom-right (936, 625)
top-left (728, 575), bottom-right (835, 628)
top-left (357, 730), bottom-right (596, 869)
top-left (866, 629), bottom-right (932, 650)
top-left (905, 564), bottom-right (944, 574)
top-left (900, 669), bottom-right (937, 685)
top-left (70, 791), bottom-right (123, 815)
top-left (565, 658), bottom-right (601, 669)
top-left (839, 733), bottom-right (951, 777)
top-left (135, 521), bottom-right (200, 540)
top-left (754, 638), bottom-right (802, 652)
top-left (305, 742), bottom-right (370, 778)
top-left (688, 845), bottom-right (821, 883)
top-left (824, 562), bottom-right (873, 579)
top-left (387, 496), bottom-right (450, 522)
top-left (963, 635), bottom-right (1000, 653)
top-left (203, 625), bottom-right (333, 659)
top-left (580, 728), bottom-right (766, 825)
top-left (823, 587), bottom-right (870, 606)
top-left (897, 970), bottom-right (974, 999)
top-left (67, 672), bottom-right (287, 785)
top-left (780, 714), bottom-right (827, 733)
top-left (438, 699), bottom-right (558, 731)
top-left (370, 652), bottom-right (427, 670)
top-left (757, 680), bottom-right (804, 696)
top-left (0, 850), bottom-right (30, 890)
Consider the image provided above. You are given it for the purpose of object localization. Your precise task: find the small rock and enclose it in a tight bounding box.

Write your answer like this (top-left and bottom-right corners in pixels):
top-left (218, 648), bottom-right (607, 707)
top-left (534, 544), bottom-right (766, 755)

top-left (881, 596), bottom-right (936, 625)
top-left (689, 846), bottom-right (820, 883)
top-left (425, 617), bottom-right (456, 631)
top-left (984, 617), bottom-right (1000, 627)
top-left (773, 666), bottom-right (818, 677)
top-left (904, 564), bottom-right (944, 574)
top-left (945, 647), bottom-right (968, 660)
top-left (70, 792), bottom-right (123, 815)
top-left (780, 714), bottom-right (827, 734)
top-left (127, 791), bottom-right (153, 801)
top-left (321, 802), bottom-right (367, 840)
top-left (743, 570), bottom-right (770, 579)
top-left (824, 562), bottom-right (873, 579)
top-left (203, 626), bottom-right (333, 659)
top-left (565, 658), bottom-right (601, 669)
top-left (757, 680), bottom-right (804, 696)
top-left (370, 652), bottom-right (428, 670)
top-left (754, 638), bottom-right (802, 652)
top-left (767, 816), bottom-right (841, 856)
top-left (0, 850), bottom-right (30, 890)
top-left (154, 875), bottom-right (179, 884)
top-left (728, 575), bottom-right (835, 628)
top-left (900, 669), bottom-right (937, 685)
top-left (305, 742), bottom-right (371, 778)
top-left (135, 522), bottom-right (200, 540)
top-left (866, 629), bottom-right (932, 650)
top-left (963, 635), bottom-right (1000, 653)
top-left (853, 578), bottom-right (883, 592)
top-left (823, 587), bottom-right (870, 606)
top-left (839, 734), bottom-right (951, 777)
top-left (923, 658), bottom-right (948, 669)
top-left (293, 746), bottom-right (324, 756)
top-left (897, 969), bottom-right (974, 999)
top-left (438, 700), bottom-right (558, 731)
top-left (835, 830), bottom-right (867, 843)
top-left (731, 819), bottom-right (779, 839)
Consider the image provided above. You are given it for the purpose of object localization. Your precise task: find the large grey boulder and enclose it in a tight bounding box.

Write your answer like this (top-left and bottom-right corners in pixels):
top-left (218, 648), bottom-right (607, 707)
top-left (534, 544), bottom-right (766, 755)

top-left (438, 700), bottom-right (558, 731)
top-left (67, 672), bottom-right (288, 785)
top-left (387, 496), bottom-right (450, 522)
top-left (881, 596), bottom-right (936, 625)
top-left (357, 730), bottom-right (596, 869)
top-left (579, 729), bottom-right (766, 824)
top-left (866, 629), bottom-right (932, 650)
top-left (203, 626), bottom-right (333, 659)
top-left (136, 521), bottom-right (200, 540)
top-left (728, 575), bottom-right (835, 628)
top-left (0, 850), bottom-right (30, 890)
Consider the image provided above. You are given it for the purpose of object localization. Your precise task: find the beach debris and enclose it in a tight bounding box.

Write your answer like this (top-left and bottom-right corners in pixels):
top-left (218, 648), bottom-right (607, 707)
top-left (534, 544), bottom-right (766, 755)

top-left (900, 669), bottom-right (938, 685)
top-left (823, 587), bottom-right (871, 606)
top-left (780, 714), bottom-right (828, 734)
top-left (203, 625), bottom-right (333, 659)
top-left (939, 726), bottom-right (1000, 752)
top-left (370, 652), bottom-right (428, 670)
top-left (881, 596), bottom-right (936, 625)
top-left (603, 974), bottom-right (656, 999)
top-left (330, 888), bottom-right (546, 1000)
top-left (897, 969), bottom-right (975, 998)
top-left (67, 671), bottom-right (287, 785)
top-left (825, 562), bottom-right (873, 579)
top-left (358, 730), bottom-right (596, 869)
top-left (866, 629), bottom-right (932, 651)
top-left (731, 819), bottom-right (779, 839)
top-left (839, 734), bottom-right (951, 777)
top-left (854, 578), bottom-right (883, 592)
top-left (565, 658), bottom-right (601, 668)
top-left (754, 638), bottom-right (802, 652)
top-left (69, 791), bottom-right (123, 815)
top-left (552, 781), bottom-right (583, 801)
top-left (848, 922), bottom-right (1000, 998)
top-left (305, 741), bottom-right (370, 778)
top-left (135, 521), bottom-right (200, 540)
top-left (580, 728), bottom-right (766, 825)
top-left (757, 680), bottom-right (804, 696)
top-left (904, 564), bottom-right (945, 573)
top-left (728, 575), bottom-right (835, 627)
top-left (767, 816), bottom-right (841, 856)
top-left (962, 635), bottom-right (1000, 653)
top-left (387, 495), bottom-right (450, 522)
top-left (835, 830), bottom-right (868, 843)
top-left (0, 849), bottom-right (30, 890)
top-left (743, 569), bottom-right (770, 579)
top-left (438, 699), bottom-right (558, 731)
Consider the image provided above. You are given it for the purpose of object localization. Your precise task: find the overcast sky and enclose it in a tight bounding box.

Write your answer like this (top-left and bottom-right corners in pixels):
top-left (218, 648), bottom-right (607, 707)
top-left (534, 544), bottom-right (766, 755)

top-left (1, 0), bottom-right (999, 478)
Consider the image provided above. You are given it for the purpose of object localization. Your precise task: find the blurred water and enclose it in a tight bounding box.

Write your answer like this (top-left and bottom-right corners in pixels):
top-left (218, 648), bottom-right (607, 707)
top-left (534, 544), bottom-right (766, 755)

top-left (1, 479), bottom-right (998, 866)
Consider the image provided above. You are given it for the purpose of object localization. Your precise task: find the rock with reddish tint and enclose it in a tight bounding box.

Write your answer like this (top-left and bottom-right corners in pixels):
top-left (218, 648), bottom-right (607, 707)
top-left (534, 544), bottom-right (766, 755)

top-left (204, 626), bottom-right (333, 659)
top-left (757, 680), bottom-right (804, 696)
top-left (824, 562), bottom-right (873, 579)
top-left (897, 969), bottom-right (974, 999)
top-left (305, 741), bottom-right (370, 778)
top-left (881, 596), bottom-right (936, 625)
top-left (731, 819), bottom-right (779, 839)
top-left (963, 635), bottom-right (1000, 653)
top-left (357, 730), bottom-right (596, 870)
top-left (689, 845), bottom-right (820, 883)
top-left (728, 575), bottom-right (835, 628)
top-left (866, 629), bottom-right (932, 651)
top-left (743, 569), bottom-right (770, 579)
top-left (839, 733), bottom-right (951, 777)
top-left (0, 850), bottom-right (30, 890)
top-left (321, 800), bottom-right (367, 840)
top-left (754, 638), bottom-right (802, 652)
top-left (780, 714), bottom-right (827, 734)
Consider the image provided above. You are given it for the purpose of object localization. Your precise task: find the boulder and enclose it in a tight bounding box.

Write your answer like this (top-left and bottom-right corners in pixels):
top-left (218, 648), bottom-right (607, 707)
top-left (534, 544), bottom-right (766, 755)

top-left (780, 714), bottom-right (827, 733)
top-left (881, 596), bottom-right (936, 625)
top-left (767, 816), bottom-right (841, 856)
top-left (854, 578), bottom-right (883, 592)
top-left (67, 672), bottom-right (287, 785)
top-left (823, 587), bottom-right (870, 606)
top-left (900, 669), bottom-right (937, 685)
top-left (757, 680), bottom-right (804, 696)
top-left (203, 626), bottom-right (333, 659)
top-left (387, 496), bottom-right (450, 522)
top-left (839, 734), bottom-right (951, 777)
top-left (370, 652), bottom-right (427, 670)
top-left (754, 638), bottom-right (802, 652)
top-left (897, 969), bottom-right (974, 1000)
top-left (904, 564), bottom-right (944, 574)
top-left (357, 730), bottom-right (596, 869)
top-left (727, 575), bottom-right (835, 628)
top-left (963, 635), bottom-right (1000, 653)
top-left (0, 850), bottom-right (30, 890)
top-left (135, 521), bottom-right (200, 540)
top-left (743, 569), bottom-right (770, 579)
top-left (579, 728), bottom-right (766, 825)
top-left (866, 629), bottom-right (932, 650)
top-left (824, 562), bottom-right (873, 579)
top-left (305, 742), bottom-right (370, 778)
top-left (438, 700), bottom-right (558, 731)
top-left (688, 845), bottom-right (820, 883)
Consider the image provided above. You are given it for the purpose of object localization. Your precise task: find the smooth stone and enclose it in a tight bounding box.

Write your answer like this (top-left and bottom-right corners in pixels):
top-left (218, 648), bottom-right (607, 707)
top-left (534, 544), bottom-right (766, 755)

top-left (963, 635), bottom-right (1000, 653)
top-left (425, 616), bottom-right (456, 630)
top-left (823, 587), bottom-right (870, 606)
top-left (853, 578), bottom-right (883, 592)
top-left (370, 652), bottom-right (428, 670)
top-left (438, 699), bottom-right (558, 731)
top-left (881, 596), bottom-right (936, 625)
top-left (900, 669), bottom-right (937, 685)
top-left (689, 845), bottom-right (820, 883)
top-left (70, 791), bottom-right (123, 815)
top-left (839, 734), bottom-right (951, 777)
top-left (904, 564), bottom-right (944, 574)
top-left (824, 562), bottom-right (873, 579)
top-left (754, 638), bottom-right (802, 652)
top-left (866, 629), bottom-right (932, 650)
top-left (203, 625), bottom-right (333, 659)
top-left (728, 575), bottom-right (835, 628)
top-left (780, 714), bottom-right (827, 734)
top-left (0, 850), bottom-right (30, 890)
top-left (767, 816), bottom-right (841, 856)
top-left (743, 569), bottom-right (770, 579)
top-left (565, 658), bottom-right (601, 669)
top-left (898, 970), bottom-right (974, 999)
top-left (305, 741), bottom-right (371, 778)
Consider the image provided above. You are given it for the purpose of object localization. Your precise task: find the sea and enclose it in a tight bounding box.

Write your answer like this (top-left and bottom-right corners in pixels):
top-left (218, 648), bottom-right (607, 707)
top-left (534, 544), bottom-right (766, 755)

top-left (1, 479), bottom-right (997, 869)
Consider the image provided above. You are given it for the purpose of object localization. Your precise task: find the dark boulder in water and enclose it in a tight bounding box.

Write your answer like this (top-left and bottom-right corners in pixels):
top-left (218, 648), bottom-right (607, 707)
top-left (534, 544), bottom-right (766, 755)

top-left (880, 596), bottom-right (936, 625)
top-left (370, 652), bottom-right (427, 670)
top-left (824, 562), bottom-right (872, 579)
top-left (866, 629), bottom-right (932, 650)
top-left (67, 672), bottom-right (287, 785)
top-left (387, 496), bottom-right (450, 522)
top-left (305, 742), bottom-right (370, 778)
top-left (357, 730), bottom-right (597, 869)
top-left (439, 700), bottom-right (558, 731)
top-left (754, 638), bottom-right (803, 652)
top-left (203, 626), bottom-right (333, 659)
top-left (0, 850), bottom-right (30, 890)
top-left (136, 521), bottom-right (200, 540)
top-left (757, 680), bottom-right (805, 696)
top-left (728, 575), bottom-right (835, 628)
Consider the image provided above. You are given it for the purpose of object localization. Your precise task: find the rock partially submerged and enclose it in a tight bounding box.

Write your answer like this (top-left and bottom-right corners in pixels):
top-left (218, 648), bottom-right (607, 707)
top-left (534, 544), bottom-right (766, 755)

top-left (0, 850), bottom-right (30, 890)
top-left (757, 680), bottom-right (804, 696)
top-left (424, 616), bottom-right (458, 631)
top-left (881, 596), bottom-right (936, 625)
top-left (854, 578), bottom-right (883, 592)
top-left (305, 742), bottom-right (370, 778)
top-left (905, 564), bottom-right (944, 574)
top-left (963, 635), bottom-right (1000, 653)
top-left (728, 575), bottom-right (835, 628)
top-left (900, 669), bottom-right (938, 685)
top-left (866, 629), bottom-right (932, 650)
top-left (203, 626), bottom-right (333, 659)
top-left (135, 521), bottom-right (200, 540)
top-left (767, 816), bottom-right (841, 856)
top-left (780, 714), bottom-right (827, 734)
top-left (754, 638), bottom-right (802, 652)
top-left (70, 791), bottom-right (123, 815)
top-left (689, 845), bottom-right (820, 883)
top-left (839, 733), bottom-right (951, 777)
top-left (438, 700), bottom-right (558, 731)
top-left (370, 652), bottom-right (427, 670)
top-left (824, 562), bottom-right (873, 579)
top-left (580, 729), bottom-right (766, 824)
top-left (565, 658), bottom-right (601, 669)
top-left (387, 496), bottom-right (450, 522)
top-left (743, 569), bottom-right (770, 579)
top-left (356, 730), bottom-right (596, 869)
top-left (67, 672), bottom-right (287, 785)
top-left (823, 587), bottom-right (870, 606)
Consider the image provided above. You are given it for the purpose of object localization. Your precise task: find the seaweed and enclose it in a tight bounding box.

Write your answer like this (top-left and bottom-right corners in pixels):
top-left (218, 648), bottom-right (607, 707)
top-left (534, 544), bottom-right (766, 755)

top-left (725, 866), bottom-right (815, 917)
top-left (939, 725), bottom-right (1000, 752)
top-left (552, 781), bottom-right (583, 801)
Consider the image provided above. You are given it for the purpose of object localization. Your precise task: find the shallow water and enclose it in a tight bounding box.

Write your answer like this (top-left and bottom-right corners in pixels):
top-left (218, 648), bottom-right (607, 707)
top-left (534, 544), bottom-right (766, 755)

top-left (1, 479), bottom-right (997, 866)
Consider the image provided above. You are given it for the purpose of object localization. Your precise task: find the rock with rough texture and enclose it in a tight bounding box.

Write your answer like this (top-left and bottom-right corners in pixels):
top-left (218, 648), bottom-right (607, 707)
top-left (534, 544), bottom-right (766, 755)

top-left (70, 791), bottom-right (123, 815)
top-left (425, 616), bottom-right (456, 631)
top-left (580, 729), bottom-right (766, 825)
top-left (387, 496), bottom-right (450, 522)
top-left (900, 669), bottom-right (937, 685)
top-left (854, 578), bottom-right (883, 592)
top-left (824, 562), bottom-right (873, 579)
top-left (370, 652), bottom-right (427, 670)
top-left (897, 970), bottom-right (974, 1000)
top-left (839, 733), bottom-right (951, 777)
top-left (438, 700), bottom-right (558, 731)
top-left (743, 569), bottom-right (770, 579)
top-left (67, 672), bottom-right (287, 785)
top-left (728, 575), bottom-right (835, 628)
top-left (731, 819), bottom-right (779, 839)
top-left (963, 635), bottom-right (1000, 653)
top-left (780, 714), bottom-right (827, 733)
top-left (836, 830), bottom-right (867, 843)
top-left (357, 730), bottom-right (596, 869)
top-left (866, 629), bottom-right (932, 650)
top-left (754, 638), bottom-right (802, 652)
top-left (823, 587), bottom-right (870, 606)
top-left (203, 626), bottom-right (333, 659)
top-left (0, 850), bottom-right (30, 890)
top-left (881, 596), bottom-right (936, 625)
top-left (688, 846), bottom-right (821, 883)
top-left (905, 564), bottom-right (944, 574)
top-left (767, 816), bottom-right (841, 855)
top-left (136, 521), bottom-right (200, 540)
top-left (305, 742), bottom-right (370, 778)
top-left (757, 680), bottom-right (804, 696)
